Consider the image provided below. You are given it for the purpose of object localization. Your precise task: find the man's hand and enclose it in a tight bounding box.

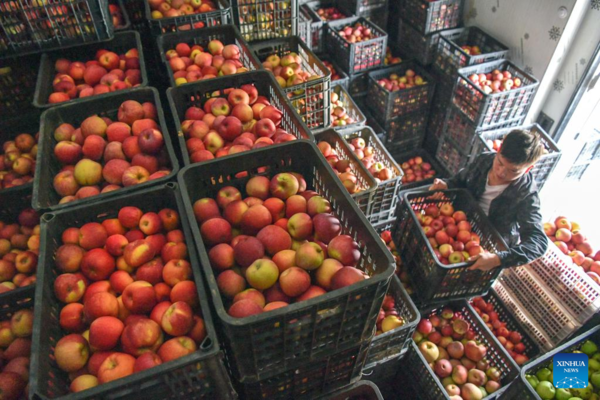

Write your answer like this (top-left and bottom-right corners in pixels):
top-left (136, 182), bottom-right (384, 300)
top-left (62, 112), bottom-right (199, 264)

top-left (429, 178), bottom-right (448, 191)
top-left (467, 252), bottom-right (501, 272)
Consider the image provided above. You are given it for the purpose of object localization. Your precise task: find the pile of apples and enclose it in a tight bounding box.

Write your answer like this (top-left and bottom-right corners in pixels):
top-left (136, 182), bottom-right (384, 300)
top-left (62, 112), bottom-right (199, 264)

top-left (314, 7), bottom-right (348, 21)
top-left (194, 172), bottom-right (367, 318)
top-left (376, 293), bottom-right (405, 336)
top-left (460, 45), bottom-right (482, 56)
top-left (544, 216), bottom-right (600, 285)
top-left (51, 99), bottom-right (172, 205)
top-left (180, 84), bottom-right (297, 164)
top-left (384, 46), bottom-right (402, 66)
top-left (346, 136), bottom-right (395, 183)
top-left (322, 60), bottom-right (344, 82)
top-left (377, 69), bottom-right (427, 92)
top-left (525, 339), bottom-right (599, 400)
top-left (470, 297), bottom-right (530, 365)
top-left (48, 49), bottom-right (142, 104)
top-left (413, 306), bottom-right (505, 399)
top-left (108, 3), bottom-right (126, 28)
top-left (148, 0), bottom-right (217, 19)
top-left (1, 131), bottom-right (38, 190)
top-left (336, 21), bottom-right (378, 44)
top-left (165, 40), bottom-right (248, 86)
top-left (261, 52), bottom-right (322, 90)
top-left (329, 90), bottom-right (357, 128)
top-left (51, 205), bottom-right (207, 393)
top-left (379, 230), bottom-right (413, 294)
top-left (466, 69), bottom-right (523, 95)
top-left (0, 307), bottom-right (34, 400)
top-left (0, 209), bottom-right (40, 293)
top-left (414, 203), bottom-right (485, 265)
top-left (399, 155), bottom-right (437, 185)
top-left (317, 141), bottom-right (363, 194)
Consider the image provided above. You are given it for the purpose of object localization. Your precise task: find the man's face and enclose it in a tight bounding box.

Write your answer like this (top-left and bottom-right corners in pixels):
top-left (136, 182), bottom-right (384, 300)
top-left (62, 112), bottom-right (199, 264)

top-left (492, 153), bottom-right (533, 184)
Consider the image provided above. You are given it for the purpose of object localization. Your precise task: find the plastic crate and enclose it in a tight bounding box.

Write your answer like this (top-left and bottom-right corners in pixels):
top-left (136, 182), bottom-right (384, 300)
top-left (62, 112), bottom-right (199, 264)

top-left (338, 0), bottom-right (386, 15)
top-left (178, 140), bottom-right (395, 382)
top-left (453, 60), bottom-right (539, 129)
top-left (166, 70), bottom-right (313, 166)
top-left (298, 5), bottom-right (313, 49)
top-left (424, 77), bottom-right (455, 154)
top-left (326, 17), bottom-right (388, 75)
top-left (497, 267), bottom-right (580, 350)
top-left (33, 87), bottom-right (179, 212)
top-left (340, 126), bottom-right (402, 223)
top-left (392, 189), bottom-right (508, 304)
top-left (314, 129), bottom-right (378, 217)
top-left (500, 325), bottom-right (600, 400)
top-left (364, 276), bottom-right (419, 368)
top-left (367, 63), bottom-right (436, 120)
top-left (121, 0), bottom-right (147, 30)
top-left (403, 300), bottom-right (519, 400)
top-left (0, 0), bottom-right (114, 59)
top-left (435, 134), bottom-right (470, 176)
top-left (357, 3), bottom-right (387, 31)
top-left (157, 25), bottom-right (261, 88)
top-left (396, 19), bottom-right (442, 66)
top-left (0, 284), bottom-right (35, 349)
top-left (435, 27), bottom-right (509, 76)
top-left (29, 182), bottom-right (235, 400)
top-left (395, 0), bottom-right (463, 35)
top-left (393, 148), bottom-right (449, 192)
top-left (348, 71), bottom-right (370, 97)
top-left (33, 31), bottom-right (148, 109)
top-left (322, 56), bottom-right (350, 90)
top-left (110, 0), bottom-right (131, 30)
top-left (252, 36), bottom-right (332, 130)
top-left (236, 342), bottom-right (369, 399)
top-left (145, 0), bottom-right (230, 35)
top-left (231, 0), bottom-right (298, 42)
top-left (328, 84), bottom-right (366, 131)
top-left (0, 54), bottom-right (40, 118)
top-left (470, 123), bottom-right (561, 190)
top-left (303, 1), bottom-right (353, 55)
top-left (325, 380), bottom-right (384, 400)
top-left (383, 110), bottom-right (429, 150)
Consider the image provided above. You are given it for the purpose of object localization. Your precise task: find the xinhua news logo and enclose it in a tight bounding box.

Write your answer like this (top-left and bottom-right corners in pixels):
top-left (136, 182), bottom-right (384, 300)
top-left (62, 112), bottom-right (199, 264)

top-left (553, 353), bottom-right (589, 389)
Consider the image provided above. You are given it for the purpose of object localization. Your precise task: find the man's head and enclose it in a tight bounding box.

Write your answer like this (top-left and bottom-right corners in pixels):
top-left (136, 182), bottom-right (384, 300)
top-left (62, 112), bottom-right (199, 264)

top-left (492, 129), bottom-right (544, 183)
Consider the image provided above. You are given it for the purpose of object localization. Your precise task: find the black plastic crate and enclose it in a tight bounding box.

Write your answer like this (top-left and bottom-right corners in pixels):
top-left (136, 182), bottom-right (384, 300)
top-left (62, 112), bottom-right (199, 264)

top-left (252, 36), bottom-right (331, 130)
top-left (298, 5), bottom-right (313, 49)
top-left (329, 84), bottom-right (366, 131)
top-left (325, 380), bottom-right (384, 400)
top-left (396, 19), bottom-right (442, 66)
top-left (236, 342), bottom-right (370, 399)
top-left (348, 71), bottom-right (370, 97)
top-left (384, 110), bottom-right (429, 148)
top-left (0, 54), bottom-right (40, 118)
top-left (364, 276), bottom-right (419, 368)
top-left (393, 148), bottom-right (449, 193)
top-left (435, 27), bottom-right (510, 76)
top-left (231, 0), bottom-right (298, 42)
top-left (321, 55), bottom-right (350, 89)
top-left (392, 189), bottom-right (508, 304)
top-left (314, 129), bottom-right (377, 217)
top-left (501, 326), bottom-right (600, 400)
top-left (110, 0), bottom-right (131, 30)
top-left (33, 31), bottom-right (148, 109)
top-left (356, 3), bottom-right (387, 31)
top-left (435, 134), bottom-right (470, 176)
top-left (470, 123), bottom-right (561, 190)
top-left (326, 17), bottom-right (388, 75)
top-left (340, 126), bottom-right (403, 223)
top-left (403, 299), bottom-right (519, 399)
top-left (121, 0), bottom-right (146, 31)
top-left (166, 70), bottom-right (313, 166)
top-left (178, 140), bottom-right (395, 382)
top-left (424, 75), bottom-right (454, 154)
top-left (157, 25), bottom-right (261, 88)
top-left (367, 63), bottom-right (435, 120)
top-left (454, 60), bottom-right (539, 129)
top-left (303, 0), bottom-right (353, 54)
top-left (338, 0), bottom-right (386, 15)
top-left (0, 0), bottom-right (114, 59)
top-left (29, 183), bottom-right (235, 400)
top-left (396, 0), bottom-right (463, 35)
top-left (144, 0), bottom-right (231, 35)
top-left (33, 87), bottom-right (179, 212)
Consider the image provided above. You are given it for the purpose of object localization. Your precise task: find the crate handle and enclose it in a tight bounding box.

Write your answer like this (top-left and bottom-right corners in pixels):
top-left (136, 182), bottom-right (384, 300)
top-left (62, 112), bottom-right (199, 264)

top-left (42, 214), bottom-right (55, 223)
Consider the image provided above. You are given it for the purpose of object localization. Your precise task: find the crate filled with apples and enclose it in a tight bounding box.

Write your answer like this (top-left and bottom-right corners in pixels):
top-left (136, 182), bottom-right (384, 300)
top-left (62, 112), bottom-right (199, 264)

top-left (326, 17), bottom-right (388, 74)
top-left (367, 62), bottom-right (434, 121)
top-left (252, 37), bottom-right (331, 130)
top-left (341, 127), bottom-right (402, 223)
top-left (395, 149), bottom-right (446, 192)
top-left (110, 0), bottom-right (130, 30)
top-left (454, 59), bottom-right (539, 130)
top-left (34, 32), bottom-right (146, 107)
top-left (144, 0), bottom-right (229, 35)
top-left (408, 301), bottom-right (518, 400)
top-left (328, 85), bottom-right (366, 130)
top-left (393, 0), bottom-right (462, 35)
top-left (384, 46), bottom-right (403, 66)
top-left (33, 88), bottom-right (178, 212)
top-left (157, 25), bottom-right (261, 87)
top-left (178, 140), bottom-right (395, 381)
top-left (435, 27), bottom-right (509, 76)
top-left (30, 183), bottom-right (229, 399)
top-left (395, 19), bottom-right (442, 66)
top-left (302, 0), bottom-right (354, 53)
top-left (167, 70), bottom-right (312, 166)
top-left (315, 129), bottom-right (377, 217)
top-left (0, 286), bottom-right (35, 400)
top-left (470, 293), bottom-right (541, 366)
top-left (322, 57), bottom-right (349, 89)
top-left (377, 226), bottom-right (414, 296)
top-left (377, 110), bottom-right (430, 157)
top-left (232, 0), bottom-right (295, 42)
top-left (392, 189), bottom-right (508, 304)
top-left (0, 113), bottom-right (40, 192)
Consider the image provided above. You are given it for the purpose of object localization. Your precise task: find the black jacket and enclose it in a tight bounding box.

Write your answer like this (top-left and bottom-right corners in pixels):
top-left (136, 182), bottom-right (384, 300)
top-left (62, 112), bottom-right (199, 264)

top-left (446, 152), bottom-right (548, 268)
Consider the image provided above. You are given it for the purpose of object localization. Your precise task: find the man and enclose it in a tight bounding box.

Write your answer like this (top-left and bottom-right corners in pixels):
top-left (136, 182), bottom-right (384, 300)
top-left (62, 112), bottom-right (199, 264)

top-left (429, 129), bottom-right (548, 271)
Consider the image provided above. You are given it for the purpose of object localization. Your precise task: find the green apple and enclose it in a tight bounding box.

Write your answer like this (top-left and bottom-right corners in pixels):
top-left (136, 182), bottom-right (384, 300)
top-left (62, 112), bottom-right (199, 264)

top-left (589, 359), bottom-right (600, 371)
top-left (589, 393), bottom-right (600, 400)
top-left (571, 383), bottom-right (593, 400)
top-left (537, 368), bottom-right (553, 382)
top-left (526, 374), bottom-right (540, 388)
top-left (479, 387), bottom-right (487, 398)
top-left (536, 381), bottom-right (556, 400)
top-left (570, 397), bottom-right (583, 400)
top-left (413, 331), bottom-right (424, 343)
top-left (441, 377), bottom-right (455, 387)
top-left (593, 371), bottom-right (600, 387)
top-left (555, 388), bottom-right (572, 400)
top-left (592, 353), bottom-right (600, 362)
top-left (581, 341), bottom-right (598, 356)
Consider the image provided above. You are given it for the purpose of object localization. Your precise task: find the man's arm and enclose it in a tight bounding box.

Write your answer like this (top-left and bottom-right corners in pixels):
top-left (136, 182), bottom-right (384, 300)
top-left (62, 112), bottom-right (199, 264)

top-left (495, 191), bottom-right (548, 268)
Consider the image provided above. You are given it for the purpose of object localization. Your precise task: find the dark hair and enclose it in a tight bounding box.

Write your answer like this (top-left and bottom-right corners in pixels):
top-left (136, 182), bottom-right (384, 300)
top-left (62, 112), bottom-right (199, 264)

top-left (500, 129), bottom-right (545, 166)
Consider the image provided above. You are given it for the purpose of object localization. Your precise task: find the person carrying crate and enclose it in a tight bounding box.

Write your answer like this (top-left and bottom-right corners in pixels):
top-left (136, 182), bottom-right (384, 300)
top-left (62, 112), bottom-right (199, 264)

top-left (429, 129), bottom-right (548, 272)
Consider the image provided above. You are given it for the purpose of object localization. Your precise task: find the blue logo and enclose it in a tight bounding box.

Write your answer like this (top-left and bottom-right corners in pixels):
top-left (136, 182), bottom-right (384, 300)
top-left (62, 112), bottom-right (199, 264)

top-left (553, 353), bottom-right (588, 389)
